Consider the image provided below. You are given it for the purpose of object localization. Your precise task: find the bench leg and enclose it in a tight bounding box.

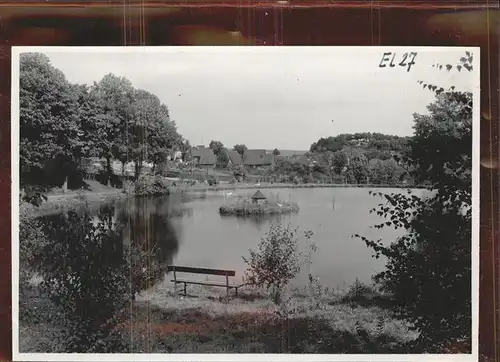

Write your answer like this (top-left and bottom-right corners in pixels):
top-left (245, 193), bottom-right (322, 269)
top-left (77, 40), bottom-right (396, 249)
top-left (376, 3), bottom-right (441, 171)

top-left (184, 282), bottom-right (187, 296)
top-left (235, 287), bottom-right (238, 297)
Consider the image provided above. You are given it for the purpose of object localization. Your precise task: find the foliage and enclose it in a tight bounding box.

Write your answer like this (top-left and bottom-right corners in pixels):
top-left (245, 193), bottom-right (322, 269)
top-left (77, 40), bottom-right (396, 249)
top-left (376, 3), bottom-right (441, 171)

top-left (368, 158), bottom-right (398, 185)
top-left (216, 151), bottom-right (229, 167)
top-left (354, 51), bottom-right (473, 351)
top-left (272, 148), bottom-right (280, 156)
top-left (345, 153), bottom-right (369, 184)
top-left (267, 157), bottom-right (310, 183)
top-left (129, 89), bottom-right (181, 178)
top-left (21, 186), bottom-right (48, 207)
top-left (332, 151), bottom-right (349, 175)
top-left (36, 209), bottom-right (132, 352)
top-left (230, 164), bottom-right (246, 181)
top-left (19, 210), bottom-right (49, 292)
top-left (310, 133), bottom-right (409, 154)
top-left (19, 53), bottom-right (88, 188)
top-left (365, 149), bottom-right (393, 161)
top-left (233, 144), bottom-right (248, 158)
top-left (310, 137), bottom-right (345, 153)
top-left (20, 54), bottom-right (184, 191)
top-left (89, 73), bottom-right (135, 179)
top-left (209, 140), bottom-right (224, 155)
top-left (134, 174), bottom-right (170, 196)
top-left (242, 223), bottom-right (311, 304)
top-left (207, 175), bottom-right (219, 186)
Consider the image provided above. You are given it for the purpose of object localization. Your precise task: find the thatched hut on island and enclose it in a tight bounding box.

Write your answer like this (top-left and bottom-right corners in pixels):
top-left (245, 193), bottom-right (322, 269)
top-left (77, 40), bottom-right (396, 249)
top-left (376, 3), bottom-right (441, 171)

top-left (251, 190), bottom-right (267, 204)
top-left (219, 190), bottom-right (299, 216)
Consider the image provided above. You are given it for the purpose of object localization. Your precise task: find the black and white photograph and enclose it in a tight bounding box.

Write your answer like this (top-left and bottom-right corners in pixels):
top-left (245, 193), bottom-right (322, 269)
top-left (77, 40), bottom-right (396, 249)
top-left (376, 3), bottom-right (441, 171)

top-left (12, 46), bottom-right (479, 360)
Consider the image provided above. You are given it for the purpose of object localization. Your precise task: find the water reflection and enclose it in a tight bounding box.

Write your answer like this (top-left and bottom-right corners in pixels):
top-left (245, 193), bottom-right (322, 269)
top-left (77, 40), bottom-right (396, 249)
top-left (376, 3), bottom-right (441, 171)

top-left (115, 197), bottom-right (180, 291)
top-left (219, 213), bottom-right (292, 231)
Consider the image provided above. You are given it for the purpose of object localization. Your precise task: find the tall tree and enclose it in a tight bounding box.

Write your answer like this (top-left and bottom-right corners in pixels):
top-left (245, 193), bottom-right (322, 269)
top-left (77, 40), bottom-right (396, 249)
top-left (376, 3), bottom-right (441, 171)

top-left (345, 152), bottom-right (368, 184)
top-left (272, 148), bottom-right (281, 156)
top-left (368, 158), bottom-right (398, 184)
top-left (90, 73), bottom-right (136, 184)
top-left (332, 150), bottom-right (348, 175)
top-left (129, 89), bottom-right (181, 178)
top-left (209, 140), bottom-right (224, 155)
top-left (233, 144), bottom-right (248, 158)
top-left (19, 53), bottom-right (84, 191)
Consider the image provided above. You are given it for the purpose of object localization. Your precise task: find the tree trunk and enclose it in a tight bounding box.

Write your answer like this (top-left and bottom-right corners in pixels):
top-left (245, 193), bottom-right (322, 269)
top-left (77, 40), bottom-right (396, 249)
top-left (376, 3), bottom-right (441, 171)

top-left (135, 163), bottom-right (140, 180)
top-left (62, 176), bottom-right (68, 194)
top-left (106, 157), bottom-right (112, 187)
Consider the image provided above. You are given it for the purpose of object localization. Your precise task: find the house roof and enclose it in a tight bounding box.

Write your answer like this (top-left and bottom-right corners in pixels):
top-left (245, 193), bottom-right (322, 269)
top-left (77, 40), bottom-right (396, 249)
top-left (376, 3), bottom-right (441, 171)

top-left (226, 149), bottom-right (242, 165)
top-left (191, 147), bottom-right (216, 165)
top-left (251, 190), bottom-right (267, 200)
top-left (262, 153), bottom-right (274, 165)
top-left (244, 149), bottom-right (272, 166)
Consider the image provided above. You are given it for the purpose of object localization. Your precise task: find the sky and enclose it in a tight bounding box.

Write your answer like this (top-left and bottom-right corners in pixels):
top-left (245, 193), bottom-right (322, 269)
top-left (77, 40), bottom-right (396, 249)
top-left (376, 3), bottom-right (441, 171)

top-left (39, 47), bottom-right (477, 151)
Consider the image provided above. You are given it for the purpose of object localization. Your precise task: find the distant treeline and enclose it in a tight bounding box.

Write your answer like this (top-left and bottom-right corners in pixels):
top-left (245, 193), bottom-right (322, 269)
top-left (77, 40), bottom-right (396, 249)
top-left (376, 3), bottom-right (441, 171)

top-left (310, 133), bottom-right (411, 154)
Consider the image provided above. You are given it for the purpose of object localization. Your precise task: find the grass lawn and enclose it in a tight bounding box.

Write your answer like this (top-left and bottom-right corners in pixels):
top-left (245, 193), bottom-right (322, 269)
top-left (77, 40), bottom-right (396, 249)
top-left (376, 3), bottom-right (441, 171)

top-left (20, 279), bottom-right (419, 354)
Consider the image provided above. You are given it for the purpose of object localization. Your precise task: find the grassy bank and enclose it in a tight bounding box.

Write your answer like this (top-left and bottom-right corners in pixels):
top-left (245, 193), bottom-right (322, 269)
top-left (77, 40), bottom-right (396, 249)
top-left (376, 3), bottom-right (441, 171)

top-left (20, 278), bottom-right (420, 353)
top-left (20, 186), bottom-right (128, 218)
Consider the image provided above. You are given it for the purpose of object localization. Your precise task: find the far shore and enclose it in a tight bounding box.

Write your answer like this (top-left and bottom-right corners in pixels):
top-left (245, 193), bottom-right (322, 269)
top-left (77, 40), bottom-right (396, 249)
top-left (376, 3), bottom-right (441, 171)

top-left (20, 181), bottom-right (422, 218)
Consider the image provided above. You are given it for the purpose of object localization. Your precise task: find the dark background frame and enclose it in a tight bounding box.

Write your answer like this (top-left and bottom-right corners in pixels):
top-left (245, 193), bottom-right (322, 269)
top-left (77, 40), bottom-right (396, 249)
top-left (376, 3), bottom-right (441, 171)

top-left (0, 1), bottom-right (497, 360)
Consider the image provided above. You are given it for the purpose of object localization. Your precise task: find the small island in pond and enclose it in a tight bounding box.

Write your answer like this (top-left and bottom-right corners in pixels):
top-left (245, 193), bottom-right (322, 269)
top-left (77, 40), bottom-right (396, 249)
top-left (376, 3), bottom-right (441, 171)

top-left (219, 190), bottom-right (300, 216)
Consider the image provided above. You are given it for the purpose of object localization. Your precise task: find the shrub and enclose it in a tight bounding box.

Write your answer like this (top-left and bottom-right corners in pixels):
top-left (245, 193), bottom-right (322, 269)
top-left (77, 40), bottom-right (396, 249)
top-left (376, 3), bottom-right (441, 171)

top-left (242, 223), bottom-right (312, 304)
top-left (207, 176), bottom-right (219, 186)
top-left (21, 185), bottom-right (48, 207)
top-left (37, 209), bottom-right (132, 352)
top-left (19, 209), bottom-right (50, 320)
top-left (134, 175), bottom-right (170, 196)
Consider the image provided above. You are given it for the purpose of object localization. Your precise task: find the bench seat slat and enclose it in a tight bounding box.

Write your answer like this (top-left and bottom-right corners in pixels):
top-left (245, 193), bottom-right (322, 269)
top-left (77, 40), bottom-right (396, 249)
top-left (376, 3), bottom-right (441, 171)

top-left (171, 279), bottom-right (240, 288)
top-left (167, 265), bottom-right (235, 277)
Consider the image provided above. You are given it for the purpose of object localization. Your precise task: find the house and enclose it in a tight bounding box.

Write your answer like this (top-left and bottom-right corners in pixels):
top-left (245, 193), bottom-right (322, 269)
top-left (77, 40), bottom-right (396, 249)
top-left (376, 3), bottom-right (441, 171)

top-left (190, 146), bottom-right (217, 168)
top-left (243, 149), bottom-right (273, 168)
top-left (225, 149), bottom-right (243, 167)
top-left (272, 150), bottom-right (307, 159)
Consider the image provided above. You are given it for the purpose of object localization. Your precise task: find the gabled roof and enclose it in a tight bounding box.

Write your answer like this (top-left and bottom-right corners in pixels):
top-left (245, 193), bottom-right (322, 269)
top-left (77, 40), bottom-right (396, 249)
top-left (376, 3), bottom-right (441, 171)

top-left (243, 149), bottom-right (270, 166)
top-left (262, 153), bottom-right (274, 165)
top-left (251, 190), bottom-right (267, 200)
top-left (191, 147), bottom-right (216, 165)
top-left (226, 149), bottom-right (242, 165)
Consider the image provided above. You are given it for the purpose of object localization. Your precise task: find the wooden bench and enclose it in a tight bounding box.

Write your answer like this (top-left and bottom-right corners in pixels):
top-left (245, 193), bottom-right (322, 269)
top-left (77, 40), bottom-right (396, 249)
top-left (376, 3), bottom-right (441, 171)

top-left (167, 265), bottom-right (247, 297)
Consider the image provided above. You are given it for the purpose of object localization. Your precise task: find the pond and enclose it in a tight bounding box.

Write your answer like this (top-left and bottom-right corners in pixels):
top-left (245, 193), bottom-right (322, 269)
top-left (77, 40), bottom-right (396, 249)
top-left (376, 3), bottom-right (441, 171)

top-left (51, 187), bottom-right (422, 290)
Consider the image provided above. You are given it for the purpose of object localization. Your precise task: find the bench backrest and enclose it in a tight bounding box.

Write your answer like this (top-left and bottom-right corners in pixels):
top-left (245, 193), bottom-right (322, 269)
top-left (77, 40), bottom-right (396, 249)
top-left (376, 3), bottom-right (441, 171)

top-left (167, 265), bottom-right (236, 277)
